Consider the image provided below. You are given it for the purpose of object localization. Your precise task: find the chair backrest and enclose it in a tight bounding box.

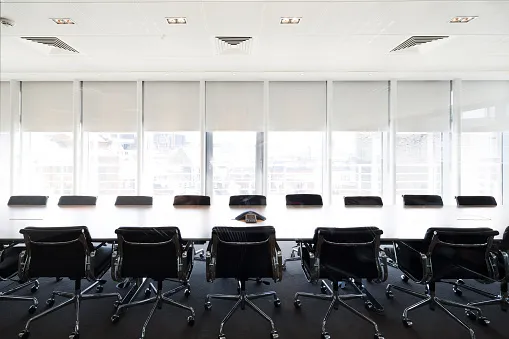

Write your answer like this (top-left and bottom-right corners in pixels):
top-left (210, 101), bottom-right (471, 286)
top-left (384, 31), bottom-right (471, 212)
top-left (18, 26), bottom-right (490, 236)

top-left (312, 227), bottom-right (384, 281)
top-left (423, 227), bottom-right (499, 281)
top-left (229, 195), bottom-right (267, 206)
top-left (455, 195), bottom-right (497, 207)
top-left (207, 226), bottom-right (280, 282)
top-left (114, 227), bottom-right (185, 281)
top-left (286, 194), bottom-right (323, 206)
top-left (8, 195), bottom-right (48, 206)
top-left (58, 195), bottom-right (97, 206)
top-left (19, 226), bottom-right (94, 279)
top-left (344, 196), bottom-right (383, 206)
top-left (173, 195), bottom-right (210, 206)
top-left (115, 196), bottom-right (153, 206)
top-left (403, 195), bottom-right (443, 206)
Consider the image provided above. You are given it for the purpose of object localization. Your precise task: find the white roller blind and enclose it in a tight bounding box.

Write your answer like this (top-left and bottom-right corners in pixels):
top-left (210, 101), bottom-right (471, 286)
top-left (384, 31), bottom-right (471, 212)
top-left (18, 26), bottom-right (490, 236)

top-left (461, 81), bottom-right (509, 132)
top-left (0, 82), bottom-right (10, 133)
top-left (332, 81), bottom-right (389, 131)
top-left (83, 82), bottom-right (137, 132)
top-left (269, 81), bottom-right (326, 131)
top-left (396, 81), bottom-right (450, 132)
top-left (21, 81), bottom-right (74, 132)
top-left (144, 81), bottom-right (200, 131)
top-left (206, 81), bottom-right (264, 131)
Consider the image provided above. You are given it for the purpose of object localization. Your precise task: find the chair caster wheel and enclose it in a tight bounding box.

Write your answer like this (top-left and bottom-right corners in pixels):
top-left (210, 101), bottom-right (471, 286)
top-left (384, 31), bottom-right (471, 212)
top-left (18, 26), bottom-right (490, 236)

top-left (28, 305), bottom-right (37, 314)
top-left (465, 310), bottom-right (477, 321)
top-left (401, 275), bottom-right (409, 283)
top-left (187, 316), bottom-right (195, 326)
top-left (184, 289), bottom-right (191, 297)
top-left (111, 315), bottom-right (120, 324)
top-left (218, 335), bottom-right (226, 339)
top-left (144, 288), bottom-right (151, 298)
top-left (321, 331), bottom-right (331, 339)
top-left (270, 330), bottom-right (279, 339)
top-left (18, 331), bottom-right (30, 339)
top-left (256, 278), bottom-right (262, 285)
top-left (321, 286), bottom-right (328, 294)
top-left (46, 298), bottom-right (55, 307)
top-left (365, 301), bottom-right (374, 311)
top-left (453, 286), bottom-right (463, 296)
top-left (282, 265), bottom-right (287, 271)
top-left (274, 298), bottom-right (281, 307)
top-left (457, 279), bottom-right (465, 286)
top-left (204, 302), bottom-right (212, 310)
top-left (477, 316), bottom-right (490, 326)
top-left (31, 285), bottom-right (39, 293)
top-left (385, 291), bottom-right (394, 299)
top-left (96, 285), bottom-right (104, 293)
top-left (402, 318), bottom-right (413, 328)
top-left (56, 277), bottom-right (63, 282)
top-left (294, 299), bottom-right (302, 308)
top-left (69, 331), bottom-right (79, 339)
top-left (374, 333), bottom-right (385, 339)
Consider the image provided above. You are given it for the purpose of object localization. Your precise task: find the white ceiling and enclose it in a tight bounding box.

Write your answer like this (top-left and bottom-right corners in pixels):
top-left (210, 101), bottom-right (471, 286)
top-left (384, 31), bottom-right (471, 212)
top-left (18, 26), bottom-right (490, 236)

top-left (1, 0), bottom-right (509, 80)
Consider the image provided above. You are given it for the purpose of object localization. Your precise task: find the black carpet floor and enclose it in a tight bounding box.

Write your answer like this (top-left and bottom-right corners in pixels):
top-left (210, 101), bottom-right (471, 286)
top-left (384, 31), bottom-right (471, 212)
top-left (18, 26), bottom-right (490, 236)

top-left (1, 247), bottom-right (507, 339)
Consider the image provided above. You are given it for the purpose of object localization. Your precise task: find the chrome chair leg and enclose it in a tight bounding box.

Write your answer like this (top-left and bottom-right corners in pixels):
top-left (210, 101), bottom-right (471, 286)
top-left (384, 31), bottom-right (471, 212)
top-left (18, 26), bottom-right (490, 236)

top-left (111, 283), bottom-right (195, 339)
top-left (386, 282), bottom-right (480, 339)
top-left (205, 282), bottom-right (280, 339)
top-left (0, 279), bottom-right (39, 314)
top-left (349, 279), bottom-right (384, 313)
top-left (18, 285), bottom-right (122, 339)
top-left (294, 281), bottom-right (384, 339)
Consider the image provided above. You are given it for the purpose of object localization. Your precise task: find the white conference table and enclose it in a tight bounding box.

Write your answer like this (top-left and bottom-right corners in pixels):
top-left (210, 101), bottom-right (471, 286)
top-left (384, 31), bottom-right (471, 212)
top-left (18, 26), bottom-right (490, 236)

top-left (0, 197), bottom-right (507, 243)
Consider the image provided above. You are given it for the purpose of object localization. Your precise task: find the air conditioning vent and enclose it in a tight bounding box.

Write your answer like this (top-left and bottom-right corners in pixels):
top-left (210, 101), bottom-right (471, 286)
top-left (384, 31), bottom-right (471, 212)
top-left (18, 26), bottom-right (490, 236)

top-left (21, 37), bottom-right (79, 53)
top-left (391, 36), bottom-right (449, 52)
top-left (215, 36), bottom-right (252, 55)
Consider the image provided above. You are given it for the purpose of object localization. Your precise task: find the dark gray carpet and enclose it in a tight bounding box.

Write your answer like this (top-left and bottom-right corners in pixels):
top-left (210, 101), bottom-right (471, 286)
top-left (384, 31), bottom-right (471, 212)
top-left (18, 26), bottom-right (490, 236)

top-left (0, 247), bottom-right (507, 339)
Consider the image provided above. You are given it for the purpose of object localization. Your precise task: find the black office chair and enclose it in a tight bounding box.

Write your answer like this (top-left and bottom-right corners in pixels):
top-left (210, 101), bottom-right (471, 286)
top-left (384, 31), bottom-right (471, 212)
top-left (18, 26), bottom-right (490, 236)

top-left (0, 246), bottom-right (39, 314)
top-left (229, 195), bottom-right (267, 206)
top-left (173, 195), bottom-right (211, 261)
top-left (115, 196), bottom-right (153, 206)
top-left (58, 196), bottom-right (97, 206)
top-left (293, 227), bottom-right (387, 339)
top-left (402, 194), bottom-right (443, 206)
top-left (283, 194), bottom-right (323, 269)
top-left (17, 226), bottom-right (121, 339)
top-left (110, 227), bottom-right (195, 338)
top-left (455, 195), bottom-right (497, 207)
top-left (344, 196), bottom-right (383, 206)
top-left (386, 228), bottom-right (498, 339)
top-left (204, 226), bottom-right (283, 339)
top-left (459, 226), bottom-right (509, 315)
top-left (173, 194), bottom-right (210, 206)
top-left (8, 196), bottom-right (48, 206)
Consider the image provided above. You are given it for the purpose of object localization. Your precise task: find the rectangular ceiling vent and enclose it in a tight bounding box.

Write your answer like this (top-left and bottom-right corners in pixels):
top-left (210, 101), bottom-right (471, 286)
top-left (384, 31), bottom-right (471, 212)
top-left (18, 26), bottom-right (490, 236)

top-left (215, 36), bottom-right (252, 55)
top-left (391, 36), bottom-right (449, 52)
top-left (21, 37), bottom-right (79, 53)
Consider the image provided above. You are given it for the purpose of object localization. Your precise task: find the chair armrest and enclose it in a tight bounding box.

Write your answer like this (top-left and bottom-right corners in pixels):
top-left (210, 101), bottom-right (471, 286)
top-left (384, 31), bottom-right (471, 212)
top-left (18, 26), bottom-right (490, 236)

top-left (17, 250), bottom-right (29, 282)
top-left (273, 242), bottom-right (283, 281)
top-left (110, 243), bottom-right (122, 282)
top-left (501, 251), bottom-right (509, 281)
top-left (374, 250), bottom-right (389, 283)
top-left (394, 241), bottom-right (431, 284)
top-left (205, 241), bottom-right (215, 282)
top-left (180, 241), bottom-right (194, 280)
top-left (300, 241), bottom-right (319, 282)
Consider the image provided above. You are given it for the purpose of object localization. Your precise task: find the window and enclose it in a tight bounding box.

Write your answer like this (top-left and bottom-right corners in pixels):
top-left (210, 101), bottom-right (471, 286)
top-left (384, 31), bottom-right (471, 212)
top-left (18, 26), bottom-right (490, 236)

top-left (21, 132), bottom-right (73, 195)
top-left (84, 133), bottom-right (137, 195)
top-left (208, 132), bottom-right (258, 195)
top-left (145, 132), bottom-right (201, 195)
top-left (331, 132), bottom-right (382, 198)
top-left (268, 132), bottom-right (323, 195)
top-left (396, 133), bottom-right (443, 196)
top-left (0, 82), bottom-right (10, 196)
top-left (460, 132), bottom-right (502, 199)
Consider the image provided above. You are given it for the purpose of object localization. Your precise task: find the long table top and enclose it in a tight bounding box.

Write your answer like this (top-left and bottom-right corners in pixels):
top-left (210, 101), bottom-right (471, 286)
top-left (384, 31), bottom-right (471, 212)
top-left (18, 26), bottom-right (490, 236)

top-left (1, 197), bottom-right (508, 243)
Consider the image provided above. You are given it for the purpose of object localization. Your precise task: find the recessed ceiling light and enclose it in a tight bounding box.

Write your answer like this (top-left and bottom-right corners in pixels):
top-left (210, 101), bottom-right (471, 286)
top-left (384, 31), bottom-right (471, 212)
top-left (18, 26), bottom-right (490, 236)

top-left (450, 16), bottom-right (478, 23)
top-left (51, 18), bottom-right (75, 25)
top-left (166, 17), bottom-right (187, 25)
top-left (280, 17), bottom-right (301, 25)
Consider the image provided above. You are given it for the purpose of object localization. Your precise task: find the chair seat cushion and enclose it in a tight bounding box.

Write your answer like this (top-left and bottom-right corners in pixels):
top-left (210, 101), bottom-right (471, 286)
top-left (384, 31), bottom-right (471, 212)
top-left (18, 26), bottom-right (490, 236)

top-left (0, 247), bottom-right (24, 278)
